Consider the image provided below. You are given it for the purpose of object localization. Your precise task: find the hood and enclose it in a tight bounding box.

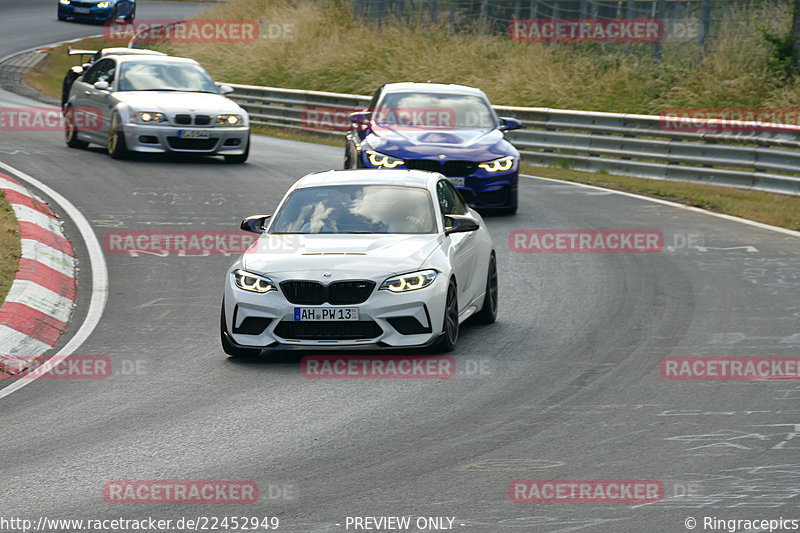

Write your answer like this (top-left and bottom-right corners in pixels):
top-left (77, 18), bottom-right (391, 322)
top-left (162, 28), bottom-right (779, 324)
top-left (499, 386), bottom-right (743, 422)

top-left (114, 91), bottom-right (243, 115)
top-left (364, 126), bottom-right (515, 160)
top-left (241, 233), bottom-right (442, 279)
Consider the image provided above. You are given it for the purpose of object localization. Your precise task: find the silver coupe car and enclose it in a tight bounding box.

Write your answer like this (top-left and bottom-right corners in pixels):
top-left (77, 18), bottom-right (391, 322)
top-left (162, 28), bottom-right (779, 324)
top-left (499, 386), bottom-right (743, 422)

top-left (64, 54), bottom-right (250, 163)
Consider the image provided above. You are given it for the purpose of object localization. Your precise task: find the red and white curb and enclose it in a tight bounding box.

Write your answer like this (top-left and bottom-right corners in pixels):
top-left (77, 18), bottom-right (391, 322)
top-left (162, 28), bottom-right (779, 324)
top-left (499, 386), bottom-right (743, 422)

top-left (0, 172), bottom-right (76, 375)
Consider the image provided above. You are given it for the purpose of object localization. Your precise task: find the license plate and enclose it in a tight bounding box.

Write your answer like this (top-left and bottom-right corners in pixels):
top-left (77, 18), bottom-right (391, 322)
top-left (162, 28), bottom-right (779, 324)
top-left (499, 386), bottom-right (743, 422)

top-left (448, 177), bottom-right (465, 187)
top-left (178, 129), bottom-right (211, 139)
top-left (74, 7), bottom-right (90, 13)
top-left (294, 307), bottom-right (359, 321)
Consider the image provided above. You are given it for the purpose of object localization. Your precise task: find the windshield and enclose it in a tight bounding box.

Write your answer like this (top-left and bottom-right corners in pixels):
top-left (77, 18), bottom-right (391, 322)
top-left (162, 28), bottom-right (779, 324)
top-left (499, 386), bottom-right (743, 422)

top-left (270, 185), bottom-right (436, 235)
top-left (374, 92), bottom-right (496, 128)
top-left (118, 61), bottom-right (219, 93)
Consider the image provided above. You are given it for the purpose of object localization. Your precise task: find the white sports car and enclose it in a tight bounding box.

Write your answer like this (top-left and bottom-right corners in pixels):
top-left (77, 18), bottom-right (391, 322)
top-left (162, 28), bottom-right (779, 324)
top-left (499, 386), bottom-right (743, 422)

top-left (221, 169), bottom-right (497, 356)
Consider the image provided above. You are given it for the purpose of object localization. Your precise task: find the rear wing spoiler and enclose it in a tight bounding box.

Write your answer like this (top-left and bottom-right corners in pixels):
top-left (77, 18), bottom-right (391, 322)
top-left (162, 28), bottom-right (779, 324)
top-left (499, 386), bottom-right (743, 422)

top-left (67, 46), bottom-right (98, 61)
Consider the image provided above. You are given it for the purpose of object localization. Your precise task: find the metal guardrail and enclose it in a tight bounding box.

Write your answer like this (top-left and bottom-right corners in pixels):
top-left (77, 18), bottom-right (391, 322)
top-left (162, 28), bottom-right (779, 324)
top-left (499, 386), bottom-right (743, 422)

top-left (227, 83), bottom-right (800, 196)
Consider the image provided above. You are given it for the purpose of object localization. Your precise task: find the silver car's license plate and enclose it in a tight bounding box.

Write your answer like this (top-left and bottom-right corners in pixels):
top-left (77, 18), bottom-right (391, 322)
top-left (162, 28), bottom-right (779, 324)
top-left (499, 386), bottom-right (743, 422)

top-left (294, 307), bottom-right (359, 321)
top-left (178, 130), bottom-right (211, 139)
top-left (448, 177), bottom-right (465, 187)
top-left (74, 7), bottom-right (91, 13)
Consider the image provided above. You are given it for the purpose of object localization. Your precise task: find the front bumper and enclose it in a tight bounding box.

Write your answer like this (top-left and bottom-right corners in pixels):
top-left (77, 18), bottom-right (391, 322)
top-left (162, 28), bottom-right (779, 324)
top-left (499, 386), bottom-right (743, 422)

top-left (122, 123), bottom-right (249, 155)
top-left (223, 273), bottom-right (447, 349)
top-left (360, 153), bottom-right (518, 208)
top-left (58, 5), bottom-right (114, 21)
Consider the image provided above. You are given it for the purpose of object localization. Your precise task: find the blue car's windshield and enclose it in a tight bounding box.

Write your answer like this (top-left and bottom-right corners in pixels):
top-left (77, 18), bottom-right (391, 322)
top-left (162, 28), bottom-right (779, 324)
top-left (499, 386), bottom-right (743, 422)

top-left (374, 92), bottom-right (496, 128)
top-left (270, 185), bottom-right (436, 235)
top-left (118, 61), bottom-right (219, 93)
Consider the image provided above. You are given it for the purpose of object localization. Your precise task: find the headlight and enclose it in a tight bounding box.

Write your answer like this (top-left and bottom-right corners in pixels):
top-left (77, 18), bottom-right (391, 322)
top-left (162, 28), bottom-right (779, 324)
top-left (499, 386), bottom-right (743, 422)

top-left (233, 269), bottom-right (276, 293)
top-left (131, 112), bottom-right (168, 124)
top-left (217, 114), bottom-right (242, 126)
top-left (366, 150), bottom-right (404, 169)
top-left (478, 156), bottom-right (515, 172)
top-left (59, 0), bottom-right (71, 4)
top-left (380, 270), bottom-right (437, 292)
top-left (97, 1), bottom-right (110, 7)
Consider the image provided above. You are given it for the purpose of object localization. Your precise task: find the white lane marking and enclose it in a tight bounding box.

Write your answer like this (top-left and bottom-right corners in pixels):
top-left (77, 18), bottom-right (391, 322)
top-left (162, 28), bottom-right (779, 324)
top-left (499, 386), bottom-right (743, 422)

top-left (4, 280), bottom-right (74, 322)
top-left (0, 161), bottom-right (108, 401)
top-left (0, 326), bottom-right (51, 356)
top-left (20, 239), bottom-right (75, 276)
top-left (694, 245), bottom-right (759, 253)
top-left (522, 174), bottom-right (800, 239)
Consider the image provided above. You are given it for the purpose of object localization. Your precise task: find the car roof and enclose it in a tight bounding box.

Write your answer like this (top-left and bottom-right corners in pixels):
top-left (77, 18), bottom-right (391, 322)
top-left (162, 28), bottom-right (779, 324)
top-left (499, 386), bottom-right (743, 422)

top-left (100, 48), bottom-right (166, 57)
top-left (113, 54), bottom-right (199, 65)
top-left (381, 82), bottom-right (486, 97)
top-left (294, 169), bottom-right (441, 189)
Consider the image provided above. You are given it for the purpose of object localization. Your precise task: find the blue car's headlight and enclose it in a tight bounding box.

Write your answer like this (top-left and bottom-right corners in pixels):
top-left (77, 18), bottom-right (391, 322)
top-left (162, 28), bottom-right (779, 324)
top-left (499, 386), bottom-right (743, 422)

top-left (97, 1), bottom-right (111, 8)
top-left (478, 156), bottom-right (515, 172)
top-left (380, 270), bottom-right (437, 292)
top-left (233, 269), bottom-right (276, 293)
top-left (366, 150), bottom-right (404, 169)
top-left (59, 0), bottom-right (71, 4)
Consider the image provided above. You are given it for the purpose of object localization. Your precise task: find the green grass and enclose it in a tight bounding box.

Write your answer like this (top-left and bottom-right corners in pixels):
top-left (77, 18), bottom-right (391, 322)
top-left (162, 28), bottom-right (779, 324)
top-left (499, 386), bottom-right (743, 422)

top-left (0, 192), bottom-right (21, 304)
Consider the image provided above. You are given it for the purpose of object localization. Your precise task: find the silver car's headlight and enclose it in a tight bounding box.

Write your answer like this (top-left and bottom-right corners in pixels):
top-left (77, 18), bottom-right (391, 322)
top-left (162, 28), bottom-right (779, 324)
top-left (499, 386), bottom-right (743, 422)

top-left (380, 270), bottom-right (437, 292)
top-left (131, 112), bottom-right (168, 124)
top-left (478, 156), bottom-right (515, 172)
top-left (233, 269), bottom-right (276, 293)
top-left (366, 150), bottom-right (404, 169)
top-left (217, 114), bottom-right (243, 126)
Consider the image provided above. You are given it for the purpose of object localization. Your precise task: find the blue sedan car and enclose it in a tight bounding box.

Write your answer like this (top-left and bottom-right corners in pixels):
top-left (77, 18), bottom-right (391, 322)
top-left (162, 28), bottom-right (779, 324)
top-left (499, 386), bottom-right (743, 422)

top-left (58, 0), bottom-right (135, 22)
top-left (345, 83), bottom-right (522, 214)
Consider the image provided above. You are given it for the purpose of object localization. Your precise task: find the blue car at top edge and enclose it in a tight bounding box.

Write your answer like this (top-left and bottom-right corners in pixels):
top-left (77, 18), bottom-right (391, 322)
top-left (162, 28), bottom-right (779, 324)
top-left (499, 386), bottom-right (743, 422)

top-left (345, 82), bottom-right (522, 214)
top-left (58, 0), bottom-right (135, 23)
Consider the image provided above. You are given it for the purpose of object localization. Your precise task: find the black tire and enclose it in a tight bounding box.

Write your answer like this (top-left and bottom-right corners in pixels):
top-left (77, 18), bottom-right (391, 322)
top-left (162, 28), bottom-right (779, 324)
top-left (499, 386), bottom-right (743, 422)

top-left (124, 6), bottom-right (135, 22)
top-left (473, 253), bottom-right (498, 324)
top-left (64, 106), bottom-right (89, 149)
top-left (344, 148), bottom-right (352, 169)
top-left (220, 303), bottom-right (262, 358)
top-left (109, 7), bottom-right (117, 21)
top-left (435, 279), bottom-right (459, 352)
top-left (108, 113), bottom-right (128, 159)
top-left (224, 134), bottom-right (249, 164)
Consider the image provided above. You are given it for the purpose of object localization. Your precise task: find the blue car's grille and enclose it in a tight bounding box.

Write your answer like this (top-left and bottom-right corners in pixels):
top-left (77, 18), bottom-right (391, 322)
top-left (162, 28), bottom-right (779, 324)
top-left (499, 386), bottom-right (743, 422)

top-left (403, 159), bottom-right (478, 177)
top-left (71, 2), bottom-right (97, 7)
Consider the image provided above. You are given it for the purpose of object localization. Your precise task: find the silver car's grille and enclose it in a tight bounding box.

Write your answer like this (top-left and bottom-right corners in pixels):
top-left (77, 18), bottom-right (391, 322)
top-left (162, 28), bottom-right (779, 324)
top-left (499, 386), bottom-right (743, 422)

top-left (173, 114), bottom-right (213, 126)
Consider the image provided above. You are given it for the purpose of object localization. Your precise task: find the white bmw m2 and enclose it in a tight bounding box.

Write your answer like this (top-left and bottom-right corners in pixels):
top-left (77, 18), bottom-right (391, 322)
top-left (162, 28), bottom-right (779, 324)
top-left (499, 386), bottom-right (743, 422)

top-left (221, 169), bottom-right (497, 356)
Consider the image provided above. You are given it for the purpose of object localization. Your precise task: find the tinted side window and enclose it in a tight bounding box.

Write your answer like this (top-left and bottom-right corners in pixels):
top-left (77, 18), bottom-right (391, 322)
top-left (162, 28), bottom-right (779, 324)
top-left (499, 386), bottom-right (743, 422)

top-left (83, 59), bottom-right (116, 85)
top-left (437, 180), bottom-right (467, 216)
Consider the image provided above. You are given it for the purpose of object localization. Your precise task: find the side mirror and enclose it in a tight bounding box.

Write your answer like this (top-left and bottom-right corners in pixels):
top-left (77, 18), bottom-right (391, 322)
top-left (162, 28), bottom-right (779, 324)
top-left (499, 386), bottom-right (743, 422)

top-left (240, 214), bottom-right (271, 234)
top-left (499, 117), bottom-right (522, 131)
top-left (218, 84), bottom-right (234, 95)
top-left (349, 111), bottom-right (370, 125)
top-left (444, 215), bottom-right (480, 235)
top-left (93, 81), bottom-right (110, 91)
